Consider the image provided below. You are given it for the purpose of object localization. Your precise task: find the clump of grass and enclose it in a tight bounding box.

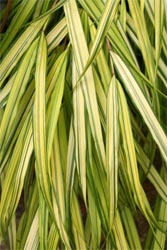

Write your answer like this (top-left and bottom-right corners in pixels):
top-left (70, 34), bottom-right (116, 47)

top-left (0, 0), bottom-right (167, 249)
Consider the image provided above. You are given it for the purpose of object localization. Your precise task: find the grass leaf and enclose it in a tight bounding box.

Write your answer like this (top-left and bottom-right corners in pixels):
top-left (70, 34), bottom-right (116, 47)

top-left (106, 76), bottom-right (119, 227)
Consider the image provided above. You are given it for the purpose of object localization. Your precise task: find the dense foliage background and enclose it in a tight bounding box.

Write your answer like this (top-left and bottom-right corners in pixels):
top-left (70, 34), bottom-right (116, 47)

top-left (0, 0), bottom-right (167, 249)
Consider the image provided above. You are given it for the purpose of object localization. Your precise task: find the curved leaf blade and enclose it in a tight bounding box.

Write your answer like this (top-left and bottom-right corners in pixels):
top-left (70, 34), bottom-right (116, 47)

top-left (111, 52), bottom-right (167, 164)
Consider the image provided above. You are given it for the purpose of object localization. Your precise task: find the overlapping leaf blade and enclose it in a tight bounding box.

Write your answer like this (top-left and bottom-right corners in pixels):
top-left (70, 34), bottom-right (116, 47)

top-left (0, 115), bottom-right (33, 236)
top-left (117, 80), bottom-right (161, 230)
top-left (0, 0), bottom-right (38, 55)
top-left (0, 41), bottom-right (37, 160)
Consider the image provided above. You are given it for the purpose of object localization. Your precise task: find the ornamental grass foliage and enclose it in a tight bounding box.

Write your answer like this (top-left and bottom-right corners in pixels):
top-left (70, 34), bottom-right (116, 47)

top-left (0, 0), bottom-right (167, 249)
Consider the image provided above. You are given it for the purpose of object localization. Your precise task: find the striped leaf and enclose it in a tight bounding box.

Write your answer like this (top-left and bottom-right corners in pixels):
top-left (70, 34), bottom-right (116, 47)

top-left (106, 76), bottom-right (119, 228)
top-left (111, 52), bottom-right (167, 164)
top-left (50, 126), bottom-right (70, 249)
top-left (47, 18), bottom-right (68, 53)
top-left (65, 122), bottom-right (76, 211)
top-left (33, 32), bottom-right (51, 210)
top-left (0, 0), bottom-right (166, 248)
top-left (33, 33), bottom-right (71, 249)
top-left (72, 55), bottom-right (87, 204)
top-left (89, 19), bottom-right (112, 94)
top-left (46, 49), bottom-right (68, 160)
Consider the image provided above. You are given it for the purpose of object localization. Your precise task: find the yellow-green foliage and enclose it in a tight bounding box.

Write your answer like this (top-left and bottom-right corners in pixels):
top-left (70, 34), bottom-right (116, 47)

top-left (0, 0), bottom-right (167, 249)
